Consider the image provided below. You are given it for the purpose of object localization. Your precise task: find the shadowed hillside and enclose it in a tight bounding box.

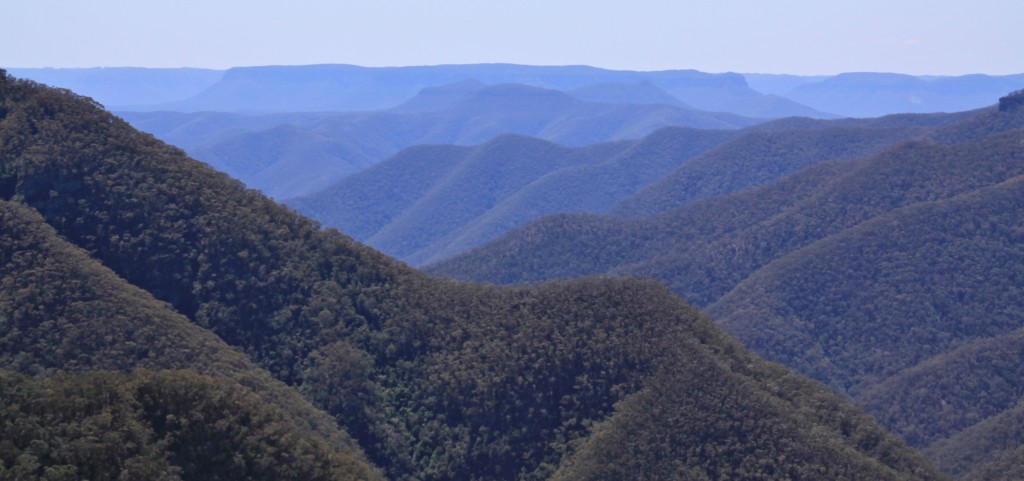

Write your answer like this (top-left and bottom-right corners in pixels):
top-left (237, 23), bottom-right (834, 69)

top-left (0, 199), bottom-right (380, 481)
top-left (0, 70), bottom-right (947, 481)
top-left (0, 370), bottom-right (377, 481)
top-left (295, 112), bottom-right (962, 266)
top-left (288, 127), bottom-right (739, 265)
top-left (612, 122), bottom-right (937, 218)
top-left (428, 99), bottom-right (1024, 476)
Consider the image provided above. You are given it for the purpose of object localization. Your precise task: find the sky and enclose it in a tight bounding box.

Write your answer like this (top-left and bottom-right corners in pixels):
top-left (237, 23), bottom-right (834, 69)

top-left (5, 0), bottom-right (1022, 75)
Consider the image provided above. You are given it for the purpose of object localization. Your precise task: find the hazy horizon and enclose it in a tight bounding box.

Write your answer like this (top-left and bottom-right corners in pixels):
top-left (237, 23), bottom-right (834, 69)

top-left (7, 0), bottom-right (1023, 76)
top-left (8, 63), bottom-right (1024, 79)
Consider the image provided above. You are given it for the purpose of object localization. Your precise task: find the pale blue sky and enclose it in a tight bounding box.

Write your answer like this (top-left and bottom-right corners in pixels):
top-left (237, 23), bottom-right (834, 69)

top-left (6, 0), bottom-right (1022, 74)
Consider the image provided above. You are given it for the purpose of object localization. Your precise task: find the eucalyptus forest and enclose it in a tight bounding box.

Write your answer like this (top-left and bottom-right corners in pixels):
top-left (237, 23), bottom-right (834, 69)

top-left (2, 64), bottom-right (1023, 481)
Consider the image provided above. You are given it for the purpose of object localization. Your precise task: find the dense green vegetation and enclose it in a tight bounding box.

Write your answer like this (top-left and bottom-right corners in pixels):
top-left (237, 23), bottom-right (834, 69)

top-left (710, 172), bottom-right (1024, 389)
top-left (861, 327), bottom-right (1024, 448)
top-left (0, 70), bottom-right (948, 480)
top-left (926, 398), bottom-right (1024, 481)
top-left (430, 96), bottom-right (1024, 475)
top-left (288, 127), bottom-right (737, 265)
top-left (1000, 89), bottom-right (1024, 112)
top-left (0, 198), bottom-right (380, 480)
top-left (549, 341), bottom-right (940, 481)
top-left (0, 370), bottom-right (372, 481)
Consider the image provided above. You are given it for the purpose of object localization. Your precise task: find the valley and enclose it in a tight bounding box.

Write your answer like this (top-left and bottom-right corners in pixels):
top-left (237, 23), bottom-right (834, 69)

top-left (2, 63), bottom-right (1023, 481)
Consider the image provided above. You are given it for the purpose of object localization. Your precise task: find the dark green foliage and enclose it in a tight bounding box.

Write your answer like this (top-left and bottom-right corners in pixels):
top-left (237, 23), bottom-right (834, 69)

top-left (926, 400), bottom-right (1024, 481)
top-left (430, 95), bottom-right (1024, 476)
top-left (0, 71), bottom-right (400, 384)
top-left (551, 330), bottom-right (946, 481)
top-left (0, 71), bottom-right (947, 481)
top-left (710, 174), bottom-right (1024, 392)
top-left (0, 198), bottom-right (380, 479)
top-left (0, 370), bottom-right (373, 481)
top-left (859, 328), bottom-right (1024, 449)
top-left (353, 277), bottom-right (945, 481)
top-left (960, 449), bottom-right (1024, 481)
top-left (346, 277), bottom-right (690, 480)
top-left (656, 127), bottom-right (1024, 309)
top-left (2, 199), bottom-right (213, 374)
top-left (999, 89), bottom-right (1024, 112)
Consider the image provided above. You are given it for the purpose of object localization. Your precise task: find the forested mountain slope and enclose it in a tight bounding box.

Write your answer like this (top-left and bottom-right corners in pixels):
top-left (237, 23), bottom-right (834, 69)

top-left (431, 103), bottom-right (1022, 303)
top-left (295, 112), bottom-right (963, 265)
top-left (611, 122), bottom-right (938, 218)
top-left (706, 174), bottom-right (1024, 478)
top-left (707, 163), bottom-right (1024, 389)
top-left (0, 71), bottom-right (947, 480)
top-left (0, 199), bottom-right (381, 480)
top-left (865, 327), bottom-right (1024, 478)
top-left (287, 135), bottom-right (637, 262)
top-left (429, 93), bottom-right (1024, 475)
top-left (288, 127), bottom-right (738, 265)
top-left (925, 397), bottom-right (1024, 481)
top-left (0, 370), bottom-right (375, 481)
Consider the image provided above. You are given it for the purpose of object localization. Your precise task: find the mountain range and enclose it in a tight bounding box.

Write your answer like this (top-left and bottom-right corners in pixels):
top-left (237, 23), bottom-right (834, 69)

top-left (0, 69), bottom-right (955, 480)
top-left (295, 109), bottom-right (970, 266)
top-left (428, 91), bottom-right (1024, 480)
top-left (13, 65), bottom-right (1023, 119)
top-left (778, 72), bottom-right (1024, 117)
top-left (11, 65), bottom-right (1017, 203)
top-left (109, 63), bottom-right (827, 118)
top-left (286, 127), bottom-right (739, 265)
top-left (121, 82), bottom-right (755, 198)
